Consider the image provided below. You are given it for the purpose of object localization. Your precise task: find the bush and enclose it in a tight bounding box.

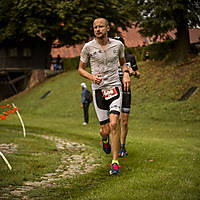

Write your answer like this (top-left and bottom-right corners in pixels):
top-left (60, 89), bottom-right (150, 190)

top-left (145, 40), bottom-right (176, 61)
top-left (63, 56), bottom-right (80, 71)
top-left (125, 40), bottom-right (178, 62)
top-left (125, 46), bottom-right (145, 62)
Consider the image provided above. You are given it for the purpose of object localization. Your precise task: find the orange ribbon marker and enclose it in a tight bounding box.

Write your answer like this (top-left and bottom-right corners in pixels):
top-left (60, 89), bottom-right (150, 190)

top-left (0, 104), bottom-right (18, 120)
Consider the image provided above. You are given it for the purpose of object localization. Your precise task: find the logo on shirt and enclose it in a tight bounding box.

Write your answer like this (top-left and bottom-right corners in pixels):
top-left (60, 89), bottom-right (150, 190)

top-left (90, 50), bottom-right (103, 57)
top-left (113, 49), bottom-right (118, 55)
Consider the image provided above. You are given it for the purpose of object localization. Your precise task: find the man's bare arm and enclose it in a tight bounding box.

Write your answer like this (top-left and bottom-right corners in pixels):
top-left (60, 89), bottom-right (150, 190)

top-left (78, 61), bottom-right (102, 85)
top-left (119, 57), bottom-right (130, 91)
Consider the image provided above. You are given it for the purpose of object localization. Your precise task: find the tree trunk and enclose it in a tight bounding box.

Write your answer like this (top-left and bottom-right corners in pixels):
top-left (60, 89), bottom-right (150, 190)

top-left (174, 17), bottom-right (191, 62)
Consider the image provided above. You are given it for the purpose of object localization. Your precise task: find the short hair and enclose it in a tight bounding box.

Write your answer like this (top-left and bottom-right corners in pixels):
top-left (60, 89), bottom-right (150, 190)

top-left (93, 18), bottom-right (109, 27)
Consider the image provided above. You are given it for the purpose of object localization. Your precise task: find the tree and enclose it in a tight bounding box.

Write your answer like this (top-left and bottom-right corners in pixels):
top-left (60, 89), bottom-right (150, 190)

top-left (130, 0), bottom-right (200, 62)
top-left (0, 0), bottom-right (132, 47)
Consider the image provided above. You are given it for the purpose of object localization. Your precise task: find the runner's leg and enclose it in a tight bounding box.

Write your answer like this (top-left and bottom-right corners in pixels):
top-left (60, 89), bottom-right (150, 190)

top-left (110, 113), bottom-right (120, 160)
top-left (100, 123), bottom-right (110, 139)
top-left (121, 112), bottom-right (129, 145)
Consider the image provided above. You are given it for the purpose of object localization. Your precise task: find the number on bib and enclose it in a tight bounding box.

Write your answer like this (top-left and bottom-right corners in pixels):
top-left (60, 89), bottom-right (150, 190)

top-left (102, 88), bottom-right (118, 100)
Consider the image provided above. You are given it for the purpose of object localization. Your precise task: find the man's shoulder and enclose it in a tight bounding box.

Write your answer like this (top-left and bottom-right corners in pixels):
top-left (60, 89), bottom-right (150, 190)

top-left (84, 39), bottom-right (96, 47)
top-left (109, 38), bottom-right (122, 46)
top-left (81, 39), bottom-right (99, 53)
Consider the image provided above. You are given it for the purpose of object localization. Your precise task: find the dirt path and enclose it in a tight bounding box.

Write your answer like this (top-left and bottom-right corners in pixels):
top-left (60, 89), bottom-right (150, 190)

top-left (0, 133), bottom-right (100, 199)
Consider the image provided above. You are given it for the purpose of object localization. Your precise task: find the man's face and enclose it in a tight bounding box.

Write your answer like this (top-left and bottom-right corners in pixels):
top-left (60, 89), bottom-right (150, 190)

top-left (93, 18), bottom-right (109, 39)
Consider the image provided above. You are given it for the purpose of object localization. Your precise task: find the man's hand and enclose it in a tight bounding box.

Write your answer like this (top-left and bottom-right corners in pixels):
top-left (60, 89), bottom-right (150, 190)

top-left (123, 72), bottom-right (130, 91)
top-left (133, 70), bottom-right (140, 79)
top-left (128, 68), bottom-right (140, 79)
top-left (129, 67), bottom-right (134, 75)
top-left (92, 74), bottom-right (102, 84)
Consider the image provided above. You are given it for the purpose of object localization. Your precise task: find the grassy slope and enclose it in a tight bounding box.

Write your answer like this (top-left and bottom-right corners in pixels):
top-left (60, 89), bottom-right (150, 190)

top-left (0, 56), bottom-right (200, 199)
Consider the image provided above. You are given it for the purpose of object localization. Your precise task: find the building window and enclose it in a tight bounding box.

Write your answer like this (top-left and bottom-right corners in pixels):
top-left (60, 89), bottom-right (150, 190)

top-left (8, 48), bottom-right (17, 57)
top-left (23, 48), bottom-right (31, 57)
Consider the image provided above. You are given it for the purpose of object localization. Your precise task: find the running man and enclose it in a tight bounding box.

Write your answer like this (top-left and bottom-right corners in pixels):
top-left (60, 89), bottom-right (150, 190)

top-left (114, 36), bottom-right (140, 157)
top-left (78, 18), bottom-right (130, 175)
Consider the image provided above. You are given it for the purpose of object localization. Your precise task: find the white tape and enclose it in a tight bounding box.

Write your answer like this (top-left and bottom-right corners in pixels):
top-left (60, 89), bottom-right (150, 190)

top-left (0, 151), bottom-right (12, 170)
top-left (12, 103), bottom-right (26, 137)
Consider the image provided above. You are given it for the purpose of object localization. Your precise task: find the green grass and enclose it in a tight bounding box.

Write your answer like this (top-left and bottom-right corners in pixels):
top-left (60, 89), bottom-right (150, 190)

top-left (0, 57), bottom-right (200, 199)
top-left (0, 126), bottom-right (59, 187)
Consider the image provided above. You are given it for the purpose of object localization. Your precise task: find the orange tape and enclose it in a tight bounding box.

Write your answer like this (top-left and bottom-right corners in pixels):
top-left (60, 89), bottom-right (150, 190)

top-left (0, 104), bottom-right (18, 120)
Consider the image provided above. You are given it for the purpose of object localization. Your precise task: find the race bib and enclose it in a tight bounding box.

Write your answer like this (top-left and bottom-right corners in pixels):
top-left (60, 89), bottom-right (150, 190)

top-left (102, 87), bottom-right (118, 100)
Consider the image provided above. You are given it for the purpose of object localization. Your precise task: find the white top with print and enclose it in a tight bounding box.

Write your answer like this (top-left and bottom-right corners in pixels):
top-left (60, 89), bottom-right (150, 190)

top-left (80, 38), bottom-right (124, 90)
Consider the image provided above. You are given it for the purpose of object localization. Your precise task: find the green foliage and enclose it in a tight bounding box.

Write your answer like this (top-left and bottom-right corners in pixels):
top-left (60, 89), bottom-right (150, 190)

top-left (125, 46), bottom-right (145, 61)
top-left (126, 40), bottom-right (198, 62)
top-left (62, 56), bottom-right (92, 71)
top-left (129, 0), bottom-right (200, 61)
top-left (0, 0), bottom-right (132, 46)
top-left (63, 56), bottom-right (80, 71)
top-left (132, 0), bottom-right (200, 38)
top-left (145, 40), bottom-right (176, 61)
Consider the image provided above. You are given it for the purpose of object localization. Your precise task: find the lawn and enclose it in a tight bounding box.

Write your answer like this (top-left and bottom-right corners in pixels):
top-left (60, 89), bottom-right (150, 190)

top-left (0, 56), bottom-right (200, 199)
